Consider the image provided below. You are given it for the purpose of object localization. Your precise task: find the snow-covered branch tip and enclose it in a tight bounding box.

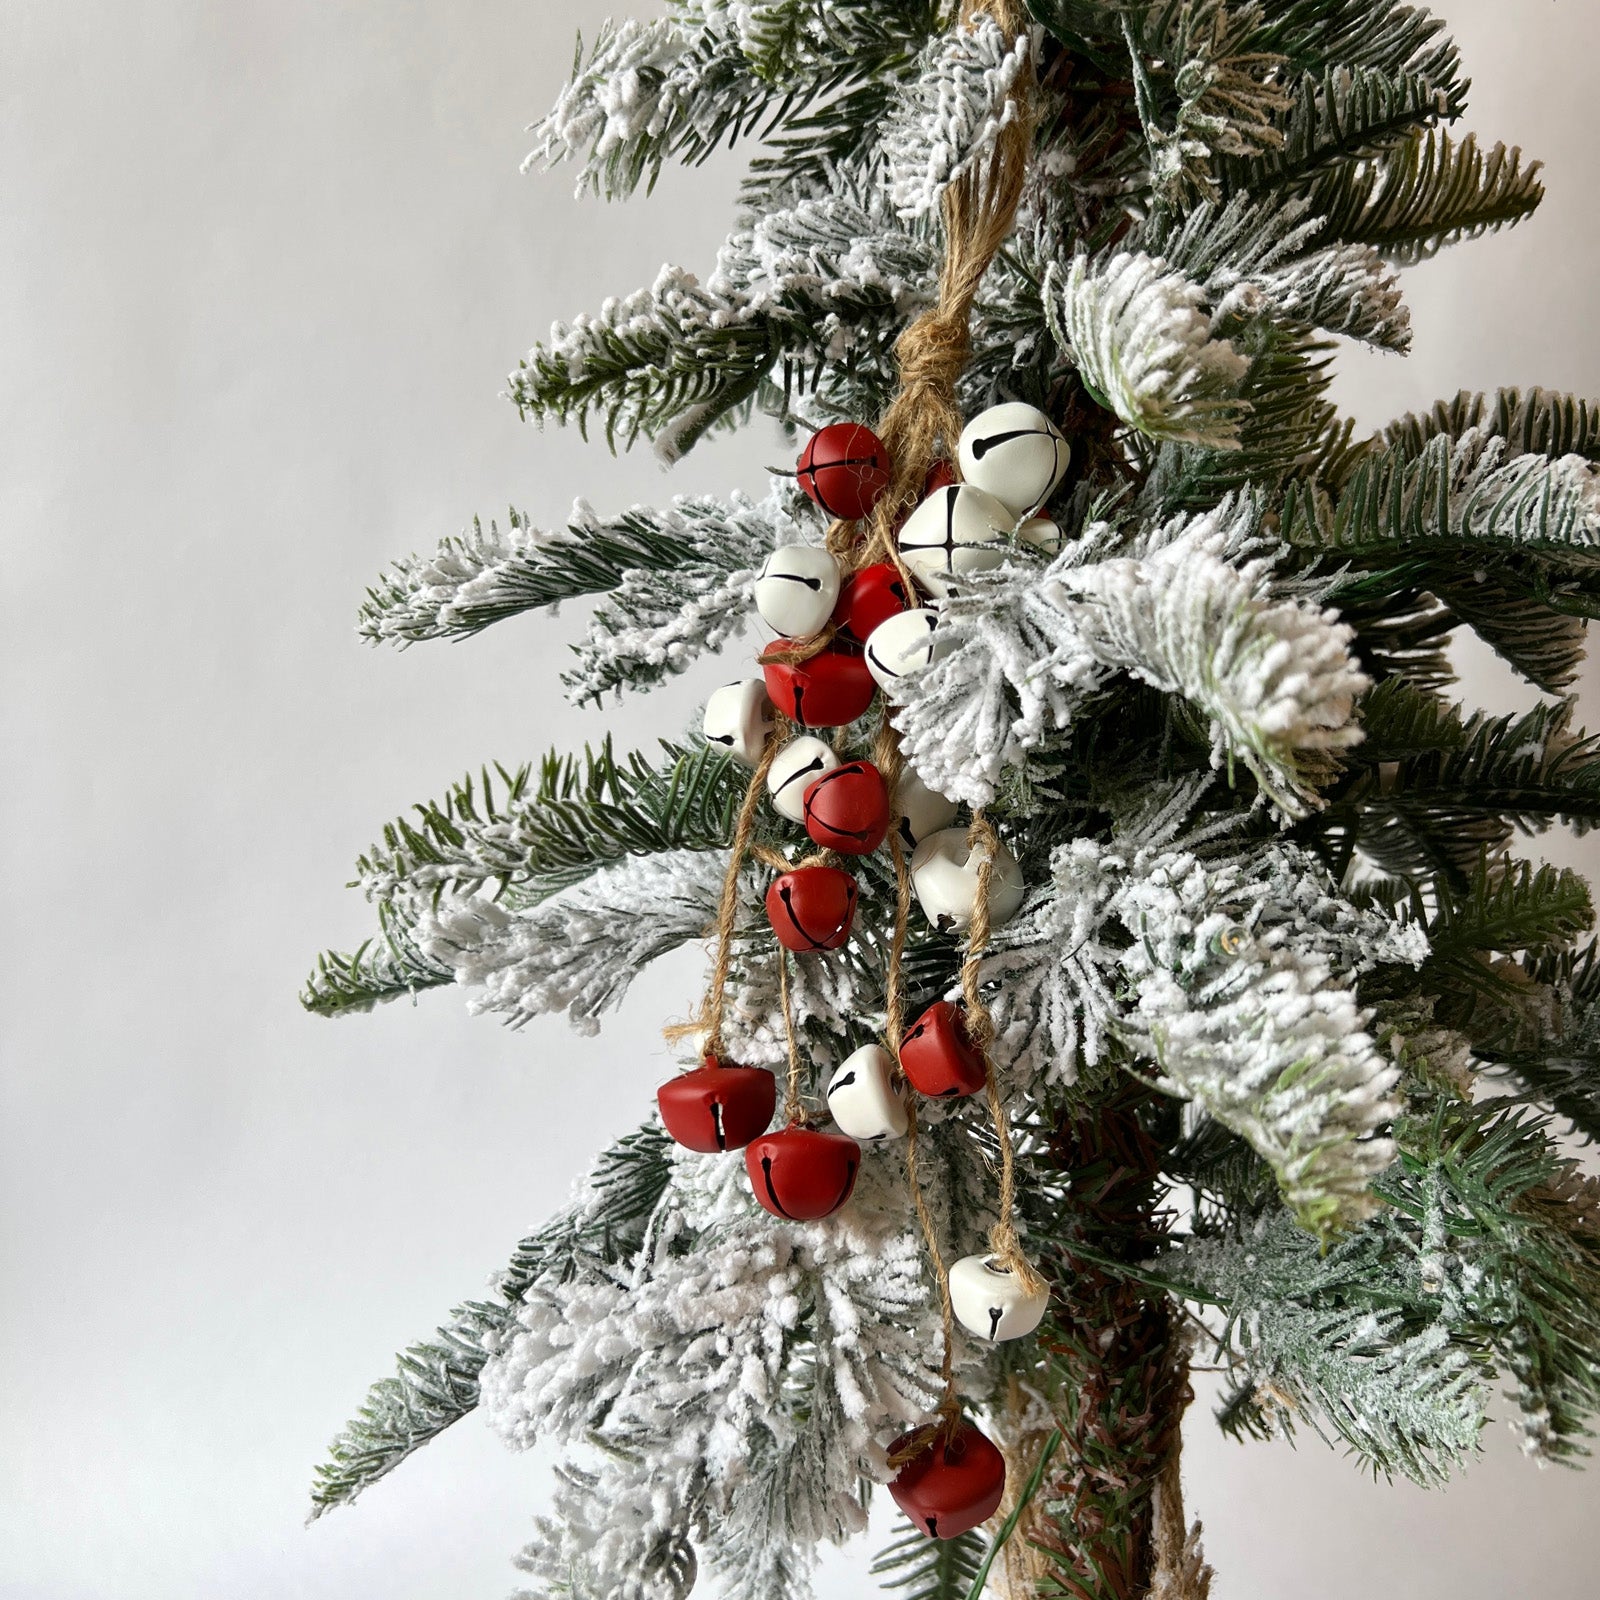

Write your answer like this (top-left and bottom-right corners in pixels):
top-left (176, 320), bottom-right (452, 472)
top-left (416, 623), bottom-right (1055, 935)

top-left (893, 507), bottom-right (1367, 817)
top-left (881, 14), bottom-right (1033, 220)
top-left (1047, 252), bottom-right (1252, 448)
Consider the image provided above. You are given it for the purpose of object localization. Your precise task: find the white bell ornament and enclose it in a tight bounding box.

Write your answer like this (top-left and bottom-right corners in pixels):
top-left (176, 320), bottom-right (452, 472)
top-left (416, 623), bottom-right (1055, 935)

top-left (703, 680), bottom-right (773, 767)
top-left (754, 545), bottom-right (841, 640)
top-left (863, 607), bottom-right (942, 695)
top-left (767, 735), bottom-right (841, 824)
top-left (1017, 516), bottom-right (1062, 557)
top-left (896, 484), bottom-right (1013, 597)
top-left (910, 826), bottom-right (1025, 933)
top-left (957, 402), bottom-right (1069, 517)
top-left (950, 1253), bottom-right (1049, 1342)
top-left (825, 1044), bottom-right (908, 1142)
top-left (894, 768), bottom-right (960, 849)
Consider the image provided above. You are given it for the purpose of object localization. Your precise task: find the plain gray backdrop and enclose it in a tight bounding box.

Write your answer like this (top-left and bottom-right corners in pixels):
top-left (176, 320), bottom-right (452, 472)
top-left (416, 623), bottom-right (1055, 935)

top-left (4, 3), bottom-right (1598, 1596)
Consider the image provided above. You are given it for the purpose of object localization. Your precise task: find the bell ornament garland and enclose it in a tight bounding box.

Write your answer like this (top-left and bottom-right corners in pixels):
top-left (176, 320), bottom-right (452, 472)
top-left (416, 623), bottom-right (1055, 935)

top-left (662, 2), bottom-right (1063, 1538)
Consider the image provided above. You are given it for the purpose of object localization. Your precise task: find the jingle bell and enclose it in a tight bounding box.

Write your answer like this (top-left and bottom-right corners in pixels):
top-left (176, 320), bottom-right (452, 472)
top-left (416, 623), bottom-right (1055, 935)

top-left (888, 1420), bottom-right (1007, 1540)
top-left (957, 401), bottom-right (1069, 518)
top-left (656, 1056), bottom-right (777, 1153)
top-left (898, 1000), bottom-right (986, 1099)
top-left (949, 1253), bottom-right (1049, 1342)
top-left (797, 423), bottom-right (892, 522)
top-left (745, 1125), bottom-right (861, 1220)
top-left (767, 736), bottom-right (840, 824)
top-left (754, 544), bottom-right (841, 640)
top-left (832, 561), bottom-right (911, 647)
top-left (763, 648), bottom-right (877, 728)
top-left (825, 1044), bottom-right (907, 1142)
top-left (909, 827), bottom-right (1025, 933)
top-left (765, 866), bottom-right (859, 952)
top-left (802, 760), bottom-right (890, 855)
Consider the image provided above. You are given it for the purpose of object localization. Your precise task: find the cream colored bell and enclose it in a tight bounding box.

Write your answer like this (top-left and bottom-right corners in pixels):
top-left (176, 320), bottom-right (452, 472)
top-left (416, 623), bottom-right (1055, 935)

top-left (950, 1253), bottom-right (1049, 1341)
top-left (957, 402), bottom-right (1069, 518)
top-left (910, 827), bottom-right (1025, 933)
top-left (864, 607), bottom-right (942, 695)
top-left (825, 1044), bottom-right (908, 1142)
top-left (1017, 516), bottom-right (1062, 556)
top-left (703, 680), bottom-right (774, 767)
top-left (894, 768), bottom-right (959, 849)
top-left (753, 544), bottom-right (841, 640)
top-left (767, 736), bottom-right (840, 824)
top-left (896, 484), bottom-right (1013, 597)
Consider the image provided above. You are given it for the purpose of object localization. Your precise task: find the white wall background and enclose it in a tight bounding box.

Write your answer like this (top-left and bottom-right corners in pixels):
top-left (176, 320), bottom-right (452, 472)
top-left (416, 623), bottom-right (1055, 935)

top-left (3, 3), bottom-right (1598, 1596)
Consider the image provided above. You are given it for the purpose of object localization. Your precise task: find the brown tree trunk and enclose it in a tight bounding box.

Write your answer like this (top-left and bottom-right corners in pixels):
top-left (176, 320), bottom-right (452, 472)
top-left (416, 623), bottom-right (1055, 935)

top-left (998, 1084), bottom-right (1207, 1600)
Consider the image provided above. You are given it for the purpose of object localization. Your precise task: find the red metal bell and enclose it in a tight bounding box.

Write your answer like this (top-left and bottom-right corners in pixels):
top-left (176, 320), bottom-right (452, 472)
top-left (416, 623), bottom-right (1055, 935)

top-left (899, 1000), bottom-right (987, 1098)
top-left (797, 423), bottom-right (892, 522)
top-left (887, 1420), bottom-right (1006, 1540)
top-left (656, 1056), bottom-right (777, 1153)
top-left (763, 648), bottom-right (877, 728)
top-left (923, 459), bottom-right (958, 495)
top-left (745, 1125), bottom-right (860, 1220)
top-left (765, 866), bottom-right (858, 952)
top-left (802, 761), bottom-right (891, 855)
top-left (832, 562), bottom-right (911, 647)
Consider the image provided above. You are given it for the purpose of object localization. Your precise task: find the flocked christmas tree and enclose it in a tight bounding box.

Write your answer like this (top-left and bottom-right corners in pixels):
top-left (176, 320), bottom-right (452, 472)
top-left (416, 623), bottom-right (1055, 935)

top-left (303, 3), bottom-right (1600, 1596)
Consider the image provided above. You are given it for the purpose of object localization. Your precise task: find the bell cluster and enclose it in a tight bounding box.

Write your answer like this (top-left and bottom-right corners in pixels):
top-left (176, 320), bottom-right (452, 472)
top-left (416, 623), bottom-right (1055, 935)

top-left (661, 405), bottom-right (1069, 1458)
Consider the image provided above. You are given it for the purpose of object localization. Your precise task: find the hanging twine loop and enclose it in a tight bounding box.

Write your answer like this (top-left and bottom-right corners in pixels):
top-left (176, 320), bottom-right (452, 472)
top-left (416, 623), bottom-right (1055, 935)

top-left (866, 0), bottom-right (1037, 1428)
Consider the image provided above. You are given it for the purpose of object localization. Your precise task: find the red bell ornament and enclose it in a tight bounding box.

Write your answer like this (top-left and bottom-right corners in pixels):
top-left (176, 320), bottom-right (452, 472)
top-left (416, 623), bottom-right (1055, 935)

top-left (745, 1125), bottom-right (860, 1220)
top-left (832, 562), bottom-right (911, 647)
top-left (657, 1056), bottom-right (777, 1153)
top-left (923, 459), bottom-right (958, 495)
top-left (763, 648), bottom-right (877, 728)
top-left (888, 1420), bottom-right (1007, 1540)
top-left (797, 423), bottom-right (892, 522)
top-left (899, 1000), bottom-right (987, 1098)
top-left (766, 866), bottom-right (859, 952)
top-left (802, 761), bottom-right (891, 855)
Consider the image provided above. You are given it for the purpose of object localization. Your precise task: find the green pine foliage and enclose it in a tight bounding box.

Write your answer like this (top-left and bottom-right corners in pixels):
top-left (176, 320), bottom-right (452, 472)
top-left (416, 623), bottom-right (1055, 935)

top-left (871, 1519), bottom-right (988, 1600)
top-left (310, 1127), bottom-right (672, 1517)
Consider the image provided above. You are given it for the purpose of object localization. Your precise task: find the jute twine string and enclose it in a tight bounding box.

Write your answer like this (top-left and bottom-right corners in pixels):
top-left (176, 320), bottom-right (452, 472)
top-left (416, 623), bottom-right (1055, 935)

top-left (962, 813), bottom-right (1047, 1297)
top-left (872, 0), bottom-right (1034, 1435)
top-left (687, 715), bottom-right (786, 1060)
top-left (775, 949), bottom-right (808, 1128)
top-left (1150, 1396), bottom-right (1214, 1600)
top-left (855, 0), bottom-right (1036, 589)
